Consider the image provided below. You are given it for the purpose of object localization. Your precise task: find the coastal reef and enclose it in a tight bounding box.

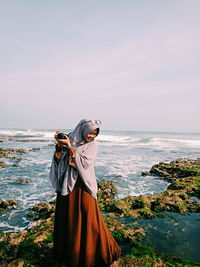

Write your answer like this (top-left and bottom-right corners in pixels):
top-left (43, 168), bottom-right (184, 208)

top-left (0, 159), bottom-right (200, 266)
top-left (0, 148), bottom-right (26, 168)
top-left (104, 159), bottom-right (200, 219)
top-left (0, 199), bottom-right (19, 212)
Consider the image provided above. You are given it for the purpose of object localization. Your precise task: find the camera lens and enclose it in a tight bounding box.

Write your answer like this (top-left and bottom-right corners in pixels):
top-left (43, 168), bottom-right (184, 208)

top-left (57, 133), bottom-right (67, 139)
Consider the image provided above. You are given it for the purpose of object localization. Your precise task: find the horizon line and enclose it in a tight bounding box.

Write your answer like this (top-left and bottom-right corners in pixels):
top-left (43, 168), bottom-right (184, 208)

top-left (0, 127), bottom-right (200, 135)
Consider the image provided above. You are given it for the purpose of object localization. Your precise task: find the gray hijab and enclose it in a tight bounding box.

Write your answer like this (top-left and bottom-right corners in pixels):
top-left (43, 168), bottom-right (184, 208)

top-left (69, 118), bottom-right (100, 147)
top-left (49, 118), bottom-right (100, 199)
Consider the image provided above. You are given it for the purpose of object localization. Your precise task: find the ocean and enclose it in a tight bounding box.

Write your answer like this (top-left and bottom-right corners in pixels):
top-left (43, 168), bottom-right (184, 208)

top-left (0, 128), bottom-right (200, 233)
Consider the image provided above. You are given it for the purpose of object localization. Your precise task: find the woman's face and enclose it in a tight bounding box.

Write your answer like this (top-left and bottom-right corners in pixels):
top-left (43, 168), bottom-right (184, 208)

top-left (84, 129), bottom-right (98, 142)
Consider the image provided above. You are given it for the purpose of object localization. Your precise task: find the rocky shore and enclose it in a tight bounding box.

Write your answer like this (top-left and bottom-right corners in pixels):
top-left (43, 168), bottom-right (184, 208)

top-left (0, 147), bottom-right (42, 169)
top-left (0, 148), bottom-right (26, 169)
top-left (0, 158), bottom-right (200, 266)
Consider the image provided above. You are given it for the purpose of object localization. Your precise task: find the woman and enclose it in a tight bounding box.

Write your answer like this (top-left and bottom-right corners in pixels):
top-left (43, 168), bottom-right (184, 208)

top-left (49, 119), bottom-right (121, 267)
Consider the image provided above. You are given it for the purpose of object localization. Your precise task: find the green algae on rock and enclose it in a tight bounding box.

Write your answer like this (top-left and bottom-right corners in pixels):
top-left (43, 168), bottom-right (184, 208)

top-left (97, 181), bottom-right (117, 212)
top-left (149, 158), bottom-right (200, 180)
top-left (15, 178), bottom-right (30, 184)
top-left (0, 148), bottom-right (26, 168)
top-left (149, 159), bottom-right (200, 205)
top-left (0, 162), bottom-right (6, 168)
top-left (124, 243), bottom-right (200, 267)
top-left (104, 190), bottom-right (200, 218)
top-left (27, 202), bottom-right (55, 220)
top-left (0, 148), bottom-right (27, 158)
top-left (98, 159), bottom-right (200, 219)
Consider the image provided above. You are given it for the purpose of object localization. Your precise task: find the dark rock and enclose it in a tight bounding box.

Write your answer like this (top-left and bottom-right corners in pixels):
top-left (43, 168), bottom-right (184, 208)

top-left (30, 148), bottom-right (41, 152)
top-left (0, 148), bottom-right (26, 168)
top-left (116, 175), bottom-right (123, 178)
top-left (49, 199), bottom-right (56, 205)
top-left (97, 181), bottom-right (117, 212)
top-left (15, 178), bottom-right (30, 184)
top-left (131, 198), bottom-right (145, 209)
top-left (12, 163), bottom-right (20, 167)
top-left (0, 162), bottom-right (6, 168)
top-left (32, 202), bottom-right (53, 213)
top-left (7, 156), bottom-right (22, 161)
top-left (9, 137), bottom-right (49, 142)
top-left (0, 199), bottom-right (19, 211)
top-left (149, 159), bottom-right (200, 180)
top-left (0, 148), bottom-right (27, 159)
top-left (141, 171), bottom-right (150, 176)
top-left (98, 181), bottom-right (117, 199)
top-left (31, 202), bottom-right (55, 220)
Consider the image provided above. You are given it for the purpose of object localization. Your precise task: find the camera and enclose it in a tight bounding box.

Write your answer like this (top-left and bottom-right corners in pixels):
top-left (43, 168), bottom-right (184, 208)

top-left (56, 132), bottom-right (67, 140)
top-left (55, 144), bottom-right (68, 152)
top-left (55, 132), bottom-right (68, 152)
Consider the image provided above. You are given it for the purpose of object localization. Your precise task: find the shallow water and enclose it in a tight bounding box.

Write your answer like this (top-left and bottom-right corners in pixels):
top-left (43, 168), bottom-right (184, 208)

top-left (120, 212), bottom-right (200, 263)
top-left (0, 129), bottom-right (200, 232)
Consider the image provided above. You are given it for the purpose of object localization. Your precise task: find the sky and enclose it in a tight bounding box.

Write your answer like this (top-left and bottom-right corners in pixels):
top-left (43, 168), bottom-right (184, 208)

top-left (0, 0), bottom-right (200, 132)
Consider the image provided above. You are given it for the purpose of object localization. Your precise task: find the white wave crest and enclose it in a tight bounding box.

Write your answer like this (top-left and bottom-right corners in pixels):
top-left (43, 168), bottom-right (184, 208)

top-left (97, 134), bottom-right (140, 144)
top-left (150, 137), bottom-right (200, 148)
top-left (0, 129), bottom-right (55, 139)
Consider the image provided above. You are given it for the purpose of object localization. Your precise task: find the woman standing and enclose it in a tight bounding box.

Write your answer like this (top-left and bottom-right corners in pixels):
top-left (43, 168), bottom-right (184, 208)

top-left (49, 119), bottom-right (121, 267)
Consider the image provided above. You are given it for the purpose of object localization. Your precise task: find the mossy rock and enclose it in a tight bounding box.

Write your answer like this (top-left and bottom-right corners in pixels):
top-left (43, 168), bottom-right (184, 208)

top-left (0, 161), bottom-right (6, 168)
top-left (28, 202), bottom-right (55, 220)
top-left (107, 187), bottom-right (200, 218)
top-left (138, 208), bottom-right (154, 219)
top-left (0, 199), bottom-right (19, 211)
top-left (0, 148), bottom-right (27, 159)
top-left (168, 176), bottom-right (200, 198)
top-left (0, 217), bottom-right (56, 266)
top-left (97, 181), bottom-right (117, 212)
top-left (124, 244), bottom-right (199, 267)
top-left (15, 178), bottom-right (30, 184)
top-left (103, 215), bottom-right (145, 245)
top-left (149, 159), bottom-right (200, 180)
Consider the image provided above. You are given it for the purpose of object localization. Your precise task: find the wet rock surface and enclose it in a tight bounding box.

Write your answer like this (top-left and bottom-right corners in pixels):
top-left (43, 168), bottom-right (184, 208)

top-left (27, 202), bottom-right (55, 220)
top-left (97, 181), bottom-right (117, 211)
top-left (0, 147), bottom-right (26, 168)
top-left (15, 178), bottom-right (30, 184)
top-left (106, 159), bottom-right (200, 219)
top-left (0, 148), bottom-right (27, 158)
top-left (9, 137), bottom-right (50, 142)
top-left (30, 148), bottom-right (41, 152)
top-left (0, 199), bottom-right (19, 211)
top-left (149, 158), bottom-right (200, 180)
top-left (0, 162), bottom-right (6, 168)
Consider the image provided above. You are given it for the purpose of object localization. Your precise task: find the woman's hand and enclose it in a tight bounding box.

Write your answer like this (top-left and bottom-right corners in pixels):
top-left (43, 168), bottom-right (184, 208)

top-left (68, 155), bottom-right (76, 168)
top-left (57, 135), bottom-right (71, 148)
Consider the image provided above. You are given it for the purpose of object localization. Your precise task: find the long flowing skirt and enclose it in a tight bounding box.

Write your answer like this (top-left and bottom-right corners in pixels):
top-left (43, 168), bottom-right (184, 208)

top-left (53, 178), bottom-right (121, 267)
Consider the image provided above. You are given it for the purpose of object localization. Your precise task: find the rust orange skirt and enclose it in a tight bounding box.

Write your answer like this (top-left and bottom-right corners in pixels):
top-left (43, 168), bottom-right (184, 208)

top-left (53, 178), bottom-right (121, 267)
